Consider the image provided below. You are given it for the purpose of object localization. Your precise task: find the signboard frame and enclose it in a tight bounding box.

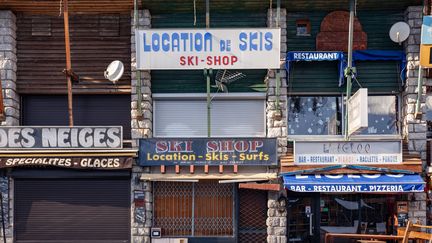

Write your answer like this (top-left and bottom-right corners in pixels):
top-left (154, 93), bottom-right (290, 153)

top-left (347, 88), bottom-right (368, 136)
top-left (0, 126), bottom-right (123, 150)
top-left (293, 140), bottom-right (403, 165)
top-left (135, 28), bottom-right (281, 70)
top-left (138, 138), bottom-right (278, 166)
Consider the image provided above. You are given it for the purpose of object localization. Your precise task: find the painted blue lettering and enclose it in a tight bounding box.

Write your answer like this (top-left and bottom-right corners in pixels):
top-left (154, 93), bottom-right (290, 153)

top-left (180, 33), bottom-right (188, 51)
top-left (239, 32), bottom-right (247, 51)
top-left (204, 33), bottom-right (212, 52)
top-left (249, 32), bottom-right (258, 51)
top-left (195, 33), bottom-right (203, 52)
top-left (172, 33), bottom-right (180, 51)
top-left (143, 33), bottom-right (151, 52)
top-left (152, 33), bottom-right (160, 51)
top-left (161, 33), bottom-right (170, 52)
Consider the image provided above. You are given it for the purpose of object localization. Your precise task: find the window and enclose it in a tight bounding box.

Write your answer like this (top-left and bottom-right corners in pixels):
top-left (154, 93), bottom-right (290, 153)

top-left (153, 181), bottom-right (234, 237)
top-left (288, 95), bottom-right (399, 136)
top-left (359, 96), bottom-right (398, 135)
top-left (288, 96), bottom-right (342, 135)
top-left (154, 93), bottom-right (265, 137)
top-left (426, 93), bottom-right (432, 139)
top-left (296, 19), bottom-right (311, 36)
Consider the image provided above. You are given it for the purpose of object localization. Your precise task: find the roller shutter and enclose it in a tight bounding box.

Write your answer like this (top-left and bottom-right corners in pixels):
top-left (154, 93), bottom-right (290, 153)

top-left (14, 178), bottom-right (130, 243)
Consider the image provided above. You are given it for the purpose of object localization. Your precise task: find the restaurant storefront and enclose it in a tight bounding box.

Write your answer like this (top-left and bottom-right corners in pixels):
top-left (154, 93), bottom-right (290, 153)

top-left (280, 140), bottom-right (425, 243)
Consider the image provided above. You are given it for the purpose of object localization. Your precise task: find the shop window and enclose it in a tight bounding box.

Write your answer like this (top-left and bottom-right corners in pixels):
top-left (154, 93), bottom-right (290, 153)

top-left (153, 181), bottom-right (234, 237)
top-left (426, 91), bottom-right (432, 139)
top-left (287, 95), bottom-right (399, 136)
top-left (153, 93), bottom-right (265, 137)
top-left (288, 96), bottom-right (343, 135)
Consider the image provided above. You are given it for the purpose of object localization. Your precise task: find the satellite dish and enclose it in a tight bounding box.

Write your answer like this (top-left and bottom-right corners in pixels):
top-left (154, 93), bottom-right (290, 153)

top-left (389, 22), bottom-right (410, 45)
top-left (104, 60), bottom-right (124, 83)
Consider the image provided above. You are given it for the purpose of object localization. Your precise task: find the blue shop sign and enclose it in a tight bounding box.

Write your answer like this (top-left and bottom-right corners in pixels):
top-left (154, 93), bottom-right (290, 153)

top-left (139, 138), bottom-right (277, 166)
top-left (283, 174), bottom-right (425, 193)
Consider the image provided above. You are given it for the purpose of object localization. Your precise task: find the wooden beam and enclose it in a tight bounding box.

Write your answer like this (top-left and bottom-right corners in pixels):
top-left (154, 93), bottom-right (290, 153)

top-left (233, 165), bottom-right (238, 174)
top-left (63, 0), bottom-right (74, 126)
top-left (219, 165), bottom-right (223, 174)
top-left (190, 165), bottom-right (194, 174)
top-left (239, 183), bottom-right (281, 191)
top-left (175, 165), bottom-right (180, 174)
top-left (204, 165), bottom-right (209, 174)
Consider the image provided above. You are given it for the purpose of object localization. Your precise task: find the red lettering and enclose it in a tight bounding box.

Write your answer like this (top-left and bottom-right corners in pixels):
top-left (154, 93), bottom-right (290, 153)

top-left (206, 56), bottom-right (213, 65)
top-left (214, 56), bottom-right (221, 65)
top-left (185, 141), bottom-right (193, 152)
top-left (180, 56), bottom-right (186, 65)
top-left (234, 141), bottom-right (249, 152)
top-left (231, 56), bottom-right (238, 65)
top-left (250, 140), bottom-right (264, 152)
top-left (155, 141), bottom-right (168, 153)
top-left (206, 141), bottom-right (218, 152)
top-left (169, 141), bottom-right (183, 152)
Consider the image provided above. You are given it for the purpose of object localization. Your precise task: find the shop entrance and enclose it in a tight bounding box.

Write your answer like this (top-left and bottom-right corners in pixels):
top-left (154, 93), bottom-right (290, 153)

top-left (287, 193), bottom-right (404, 243)
top-left (286, 193), bottom-right (320, 243)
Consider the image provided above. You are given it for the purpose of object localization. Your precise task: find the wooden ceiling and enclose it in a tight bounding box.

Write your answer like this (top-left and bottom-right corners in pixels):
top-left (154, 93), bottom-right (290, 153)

top-left (0, 0), bottom-right (137, 15)
top-left (0, 0), bottom-right (423, 15)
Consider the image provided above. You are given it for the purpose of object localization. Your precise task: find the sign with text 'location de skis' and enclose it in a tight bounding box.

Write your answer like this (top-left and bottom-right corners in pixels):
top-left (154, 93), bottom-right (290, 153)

top-left (135, 28), bottom-right (281, 70)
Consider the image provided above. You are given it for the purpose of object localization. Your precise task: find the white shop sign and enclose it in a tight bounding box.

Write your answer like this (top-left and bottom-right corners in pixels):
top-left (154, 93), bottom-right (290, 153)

top-left (135, 28), bottom-right (281, 70)
top-left (294, 141), bottom-right (402, 165)
top-left (348, 88), bottom-right (368, 136)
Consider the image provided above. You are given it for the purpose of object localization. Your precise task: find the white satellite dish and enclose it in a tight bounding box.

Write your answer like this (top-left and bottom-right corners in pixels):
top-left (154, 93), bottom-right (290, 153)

top-left (104, 60), bottom-right (124, 83)
top-left (389, 22), bottom-right (410, 45)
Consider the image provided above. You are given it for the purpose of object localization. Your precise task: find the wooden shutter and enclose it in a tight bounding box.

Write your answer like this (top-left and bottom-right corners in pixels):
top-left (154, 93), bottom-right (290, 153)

top-left (14, 178), bottom-right (130, 243)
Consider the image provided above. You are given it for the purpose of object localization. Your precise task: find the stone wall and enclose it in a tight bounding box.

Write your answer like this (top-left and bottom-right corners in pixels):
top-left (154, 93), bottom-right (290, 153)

top-left (131, 9), bottom-right (152, 243)
top-left (0, 10), bottom-right (18, 126)
top-left (267, 8), bottom-right (288, 243)
top-left (0, 10), bottom-right (15, 243)
top-left (404, 6), bottom-right (427, 225)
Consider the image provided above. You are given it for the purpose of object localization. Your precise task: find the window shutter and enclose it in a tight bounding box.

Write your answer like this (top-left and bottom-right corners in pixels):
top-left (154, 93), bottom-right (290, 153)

top-left (154, 97), bottom-right (265, 137)
top-left (154, 100), bottom-right (207, 137)
top-left (211, 100), bottom-right (265, 137)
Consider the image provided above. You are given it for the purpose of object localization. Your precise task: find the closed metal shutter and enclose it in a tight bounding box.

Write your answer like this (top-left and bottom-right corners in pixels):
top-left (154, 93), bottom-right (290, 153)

top-left (154, 97), bottom-right (265, 137)
top-left (14, 178), bottom-right (130, 243)
top-left (21, 95), bottom-right (131, 139)
top-left (238, 189), bottom-right (268, 243)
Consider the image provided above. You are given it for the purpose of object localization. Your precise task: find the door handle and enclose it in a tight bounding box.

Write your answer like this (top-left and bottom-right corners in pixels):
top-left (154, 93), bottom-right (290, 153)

top-left (309, 213), bottom-right (314, 236)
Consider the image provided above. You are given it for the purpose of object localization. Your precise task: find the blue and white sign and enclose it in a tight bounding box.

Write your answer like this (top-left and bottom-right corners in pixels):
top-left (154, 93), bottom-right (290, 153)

top-left (294, 141), bottom-right (402, 165)
top-left (283, 174), bottom-right (425, 193)
top-left (135, 28), bottom-right (281, 70)
top-left (421, 16), bottom-right (432, 45)
top-left (285, 51), bottom-right (346, 86)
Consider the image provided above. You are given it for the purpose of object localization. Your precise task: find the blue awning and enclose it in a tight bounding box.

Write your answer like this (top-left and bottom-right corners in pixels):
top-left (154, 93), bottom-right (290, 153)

top-left (283, 174), bottom-right (425, 193)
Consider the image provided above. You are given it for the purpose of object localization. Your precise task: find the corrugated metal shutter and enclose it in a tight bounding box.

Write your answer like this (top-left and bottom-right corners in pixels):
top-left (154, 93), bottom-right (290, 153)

top-left (151, 12), bottom-right (267, 93)
top-left (287, 11), bottom-right (404, 94)
top-left (21, 95), bottom-right (131, 139)
top-left (154, 98), bottom-right (265, 137)
top-left (14, 178), bottom-right (130, 243)
top-left (16, 14), bottom-right (131, 94)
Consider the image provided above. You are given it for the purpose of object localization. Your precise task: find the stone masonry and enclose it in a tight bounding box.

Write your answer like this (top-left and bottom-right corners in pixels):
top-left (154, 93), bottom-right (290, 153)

top-left (131, 9), bottom-right (152, 243)
top-left (403, 6), bottom-right (427, 225)
top-left (0, 10), bottom-right (16, 243)
top-left (0, 10), bottom-right (18, 126)
top-left (267, 8), bottom-right (288, 243)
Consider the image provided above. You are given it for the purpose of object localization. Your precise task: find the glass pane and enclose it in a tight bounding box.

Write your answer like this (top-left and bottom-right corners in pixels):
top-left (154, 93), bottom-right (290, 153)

top-left (359, 195), bottom-right (400, 235)
top-left (288, 97), bottom-right (342, 135)
top-left (320, 194), bottom-right (358, 230)
top-left (360, 96), bottom-right (398, 135)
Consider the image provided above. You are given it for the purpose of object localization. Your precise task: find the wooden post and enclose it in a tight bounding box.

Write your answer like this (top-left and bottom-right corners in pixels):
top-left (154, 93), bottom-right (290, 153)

top-left (63, 0), bottom-right (74, 126)
top-left (0, 79), bottom-right (5, 122)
